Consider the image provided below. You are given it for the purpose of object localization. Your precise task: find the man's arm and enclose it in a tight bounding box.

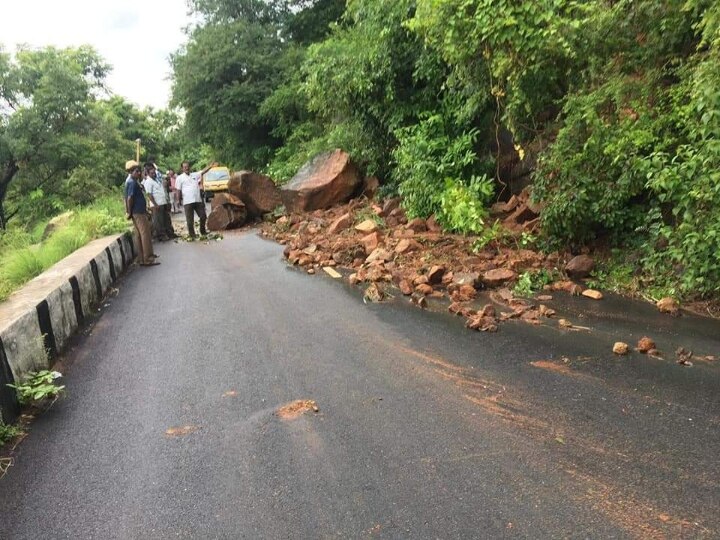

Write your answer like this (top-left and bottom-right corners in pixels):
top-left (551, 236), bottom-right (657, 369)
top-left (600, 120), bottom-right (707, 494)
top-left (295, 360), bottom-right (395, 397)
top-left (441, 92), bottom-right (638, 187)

top-left (197, 162), bottom-right (219, 178)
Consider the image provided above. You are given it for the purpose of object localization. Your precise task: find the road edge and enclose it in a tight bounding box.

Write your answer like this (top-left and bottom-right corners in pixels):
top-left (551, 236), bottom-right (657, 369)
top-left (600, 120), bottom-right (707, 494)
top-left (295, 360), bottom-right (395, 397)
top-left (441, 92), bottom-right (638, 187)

top-left (0, 232), bottom-right (136, 423)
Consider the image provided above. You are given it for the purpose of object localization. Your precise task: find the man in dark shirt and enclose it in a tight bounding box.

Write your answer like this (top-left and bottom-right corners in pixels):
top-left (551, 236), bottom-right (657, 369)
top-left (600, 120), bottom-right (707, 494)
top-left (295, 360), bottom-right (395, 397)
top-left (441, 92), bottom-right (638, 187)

top-left (125, 164), bottom-right (159, 267)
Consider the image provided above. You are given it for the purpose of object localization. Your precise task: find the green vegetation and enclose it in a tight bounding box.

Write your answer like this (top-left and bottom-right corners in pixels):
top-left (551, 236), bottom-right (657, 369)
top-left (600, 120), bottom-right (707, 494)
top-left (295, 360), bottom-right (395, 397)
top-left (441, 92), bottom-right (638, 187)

top-left (513, 269), bottom-right (557, 298)
top-left (0, 195), bottom-right (127, 301)
top-left (169, 0), bottom-right (720, 300)
top-left (8, 370), bottom-right (66, 405)
top-left (0, 421), bottom-right (23, 447)
top-left (0, 2), bottom-right (718, 302)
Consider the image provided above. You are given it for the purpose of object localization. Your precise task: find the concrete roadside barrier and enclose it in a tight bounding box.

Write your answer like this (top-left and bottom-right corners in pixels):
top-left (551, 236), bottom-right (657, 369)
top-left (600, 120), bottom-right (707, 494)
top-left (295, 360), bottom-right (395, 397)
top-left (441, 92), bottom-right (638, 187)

top-left (0, 232), bottom-right (136, 423)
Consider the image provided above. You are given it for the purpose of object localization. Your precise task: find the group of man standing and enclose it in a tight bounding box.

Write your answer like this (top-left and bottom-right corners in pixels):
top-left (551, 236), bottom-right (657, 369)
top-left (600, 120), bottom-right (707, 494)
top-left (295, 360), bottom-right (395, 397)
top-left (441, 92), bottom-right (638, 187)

top-left (124, 159), bottom-right (218, 266)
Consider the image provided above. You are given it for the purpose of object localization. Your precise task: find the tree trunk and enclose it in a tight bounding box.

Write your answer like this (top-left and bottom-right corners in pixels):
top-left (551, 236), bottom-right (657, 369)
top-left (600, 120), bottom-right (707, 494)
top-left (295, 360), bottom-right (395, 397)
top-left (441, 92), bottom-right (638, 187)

top-left (0, 161), bottom-right (19, 230)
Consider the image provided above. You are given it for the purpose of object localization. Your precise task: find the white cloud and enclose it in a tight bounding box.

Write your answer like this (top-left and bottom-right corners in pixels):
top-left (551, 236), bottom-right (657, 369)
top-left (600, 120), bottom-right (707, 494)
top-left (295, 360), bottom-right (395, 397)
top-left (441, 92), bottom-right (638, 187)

top-left (1, 0), bottom-right (194, 109)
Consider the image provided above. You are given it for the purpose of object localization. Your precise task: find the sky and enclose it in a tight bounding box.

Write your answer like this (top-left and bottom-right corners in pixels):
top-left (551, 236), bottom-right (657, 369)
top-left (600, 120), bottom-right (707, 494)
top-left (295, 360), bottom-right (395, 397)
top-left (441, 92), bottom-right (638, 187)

top-left (2, 0), bottom-right (195, 109)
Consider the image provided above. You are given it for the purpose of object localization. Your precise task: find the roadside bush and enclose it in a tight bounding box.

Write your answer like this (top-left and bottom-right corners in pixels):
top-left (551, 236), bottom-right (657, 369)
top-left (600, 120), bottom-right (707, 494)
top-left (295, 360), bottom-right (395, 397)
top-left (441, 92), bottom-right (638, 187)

top-left (393, 113), bottom-right (493, 233)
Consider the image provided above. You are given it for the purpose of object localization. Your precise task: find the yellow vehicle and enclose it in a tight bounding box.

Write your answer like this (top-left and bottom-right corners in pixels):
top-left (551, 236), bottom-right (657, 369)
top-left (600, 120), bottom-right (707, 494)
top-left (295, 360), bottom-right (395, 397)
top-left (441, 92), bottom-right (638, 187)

top-left (201, 166), bottom-right (231, 201)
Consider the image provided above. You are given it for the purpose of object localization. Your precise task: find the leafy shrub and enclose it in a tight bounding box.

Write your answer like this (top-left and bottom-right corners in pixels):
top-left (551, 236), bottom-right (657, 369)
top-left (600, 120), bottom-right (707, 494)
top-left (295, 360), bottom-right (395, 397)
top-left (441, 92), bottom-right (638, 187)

top-left (394, 113), bottom-right (493, 233)
top-left (0, 422), bottom-right (23, 447)
top-left (437, 176), bottom-right (493, 234)
top-left (513, 269), bottom-right (556, 297)
top-left (8, 370), bottom-right (65, 405)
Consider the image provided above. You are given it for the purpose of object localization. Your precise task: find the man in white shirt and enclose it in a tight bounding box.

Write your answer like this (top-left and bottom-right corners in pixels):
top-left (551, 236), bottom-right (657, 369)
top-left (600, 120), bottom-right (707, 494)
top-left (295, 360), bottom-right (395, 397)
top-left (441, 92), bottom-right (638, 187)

top-left (142, 163), bottom-right (170, 241)
top-left (175, 160), bottom-right (217, 238)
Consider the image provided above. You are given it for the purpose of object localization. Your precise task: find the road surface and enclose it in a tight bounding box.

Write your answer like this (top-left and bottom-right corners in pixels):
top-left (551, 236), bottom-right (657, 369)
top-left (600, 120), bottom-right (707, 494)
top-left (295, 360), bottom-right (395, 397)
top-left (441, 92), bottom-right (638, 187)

top-left (1, 232), bottom-right (718, 539)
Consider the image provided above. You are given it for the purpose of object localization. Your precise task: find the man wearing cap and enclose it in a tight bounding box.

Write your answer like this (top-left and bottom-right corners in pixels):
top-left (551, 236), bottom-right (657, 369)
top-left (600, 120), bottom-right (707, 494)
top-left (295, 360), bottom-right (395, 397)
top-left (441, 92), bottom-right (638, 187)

top-left (125, 163), bottom-right (159, 266)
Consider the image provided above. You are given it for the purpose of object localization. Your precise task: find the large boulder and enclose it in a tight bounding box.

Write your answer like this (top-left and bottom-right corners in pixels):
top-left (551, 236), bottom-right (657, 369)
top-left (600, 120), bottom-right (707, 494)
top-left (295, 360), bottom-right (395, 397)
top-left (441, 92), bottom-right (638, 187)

top-left (228, 171), bottom-right (282, 218)
top-left (207, 201), bottom-right (247, 231)
top-left (280, 150), bottom-right (362, 212)
top-left (565, 255), bottom-right (595, 278)
top-left (210, 192), bottom-right (245, 210)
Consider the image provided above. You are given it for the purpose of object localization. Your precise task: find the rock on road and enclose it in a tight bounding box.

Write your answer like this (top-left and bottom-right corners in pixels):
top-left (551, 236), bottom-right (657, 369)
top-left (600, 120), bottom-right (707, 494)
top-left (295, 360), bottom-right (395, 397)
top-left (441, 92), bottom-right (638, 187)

top-left (1, 232), bottom-right (719, 539)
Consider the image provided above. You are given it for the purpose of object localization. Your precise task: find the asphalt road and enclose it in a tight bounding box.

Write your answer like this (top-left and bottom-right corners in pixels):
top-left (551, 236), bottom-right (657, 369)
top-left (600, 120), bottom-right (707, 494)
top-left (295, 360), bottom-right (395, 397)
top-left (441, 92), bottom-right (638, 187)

top-left (1, 232), bottom-right (719, 539)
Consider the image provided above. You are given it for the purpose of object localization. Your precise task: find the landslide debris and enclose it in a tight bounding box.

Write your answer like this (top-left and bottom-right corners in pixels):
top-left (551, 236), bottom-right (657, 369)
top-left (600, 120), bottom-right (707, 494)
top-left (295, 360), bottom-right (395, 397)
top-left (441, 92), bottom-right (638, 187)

top-left (262, 196), bottom-right (580, 334)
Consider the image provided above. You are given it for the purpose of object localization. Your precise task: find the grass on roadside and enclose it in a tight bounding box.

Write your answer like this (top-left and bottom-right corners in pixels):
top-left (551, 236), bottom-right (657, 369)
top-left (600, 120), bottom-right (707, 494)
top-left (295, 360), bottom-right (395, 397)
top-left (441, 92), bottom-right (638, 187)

top-left (0, 196), bottom-right (129, 302)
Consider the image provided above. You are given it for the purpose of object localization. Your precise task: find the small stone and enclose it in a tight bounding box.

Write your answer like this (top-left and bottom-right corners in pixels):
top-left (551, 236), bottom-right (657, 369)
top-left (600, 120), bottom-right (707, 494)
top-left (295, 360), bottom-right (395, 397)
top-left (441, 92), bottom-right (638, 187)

top-left (415, 283), bottom-right (434, 295)
top-left (348, 273), bottom-right (359, 285)
top-left (406, 217), bottom-right (427, 233)
top-left (355, 219), bottom-right (378, 234)
top-left (657, 297), bottom-right (680, 316)
top-left (426, 215), bottom-right (442, 232)
top-left (451, 284), bottom-right (477, 302)
top-left (411, 293), bottom-right (428, 308)
top-left (613, 342), bottom-right (629, 355)
top-left (363, 283), bottom-right (385, 303)
top-left (394, 239), bottom-right (412, 254)
top-left (399, 279), bottom-right (413, 296)
top-left (482, 268), bottom-right (517, 287)
top-left (365, 248), bottom-right (392, 264)
top-left (413, 275), bottom-right (429, 286)
top-left (427, 265), bottom-right (446, 285)
top-left (558, 319), bottom-right (573, 328)
top-left (328, 213), bottom-right (351, 234)
top-left (582, 289), bottom-right (603, 300)
top-left (539, 305), bottom-right (556, 317)
top-left (637, 336), bottom-right (656, 353)
top-left (479, 304), bottom-right (496, 318)
top-left (537, 295), bottom-right (553, 301)
top-left (307, 268), bottom-right (315, 274)
top-left (360, 232), bottom-right (382, 254)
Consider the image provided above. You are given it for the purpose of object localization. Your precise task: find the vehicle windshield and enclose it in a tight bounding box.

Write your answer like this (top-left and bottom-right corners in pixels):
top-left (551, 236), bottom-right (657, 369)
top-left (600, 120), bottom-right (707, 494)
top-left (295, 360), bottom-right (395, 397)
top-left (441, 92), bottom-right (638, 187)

top-left (205, 169), bottom-right (230, 181)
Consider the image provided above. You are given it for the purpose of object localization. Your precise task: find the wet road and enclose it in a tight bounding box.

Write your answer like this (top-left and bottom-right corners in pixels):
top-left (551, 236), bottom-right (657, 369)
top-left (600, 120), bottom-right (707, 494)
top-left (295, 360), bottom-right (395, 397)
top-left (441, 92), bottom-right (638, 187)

top-left (1, 232), bottom-right (719, 539)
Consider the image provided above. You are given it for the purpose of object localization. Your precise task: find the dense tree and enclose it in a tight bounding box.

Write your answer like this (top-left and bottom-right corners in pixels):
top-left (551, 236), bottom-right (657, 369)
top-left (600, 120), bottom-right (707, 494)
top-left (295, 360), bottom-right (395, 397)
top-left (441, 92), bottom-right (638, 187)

top-left (172, 0), bottom-right (344, 170)
top-left (0, 45), bottom-right (110, 228)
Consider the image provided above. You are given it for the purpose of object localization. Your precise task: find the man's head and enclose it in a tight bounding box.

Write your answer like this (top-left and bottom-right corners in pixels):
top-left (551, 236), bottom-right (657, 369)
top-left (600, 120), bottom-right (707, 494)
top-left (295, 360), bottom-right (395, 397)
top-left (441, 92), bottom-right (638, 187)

top-left (129, 166), bottom-right (142, 180)
top-left (181, 161), bottom-right (190, 174)
top-left (144, 163), bottom-right (156, 178)
top-left (167, 168), bottom-right (175, 177)
top-left (125, 160), bottom-right (139, 172)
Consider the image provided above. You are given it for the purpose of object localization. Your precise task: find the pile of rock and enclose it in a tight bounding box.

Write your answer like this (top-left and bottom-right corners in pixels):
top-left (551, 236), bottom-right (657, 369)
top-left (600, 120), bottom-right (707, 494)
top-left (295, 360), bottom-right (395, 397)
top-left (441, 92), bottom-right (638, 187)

top-left (490, 187), bottom-right (542, 232)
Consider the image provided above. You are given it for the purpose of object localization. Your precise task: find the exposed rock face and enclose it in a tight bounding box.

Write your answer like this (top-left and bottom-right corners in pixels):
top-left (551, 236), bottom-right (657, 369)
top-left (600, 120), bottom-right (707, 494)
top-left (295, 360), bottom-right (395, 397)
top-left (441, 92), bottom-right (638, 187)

top-left (207, 201), bottom-right (247, 231)
top-left (228, 171), bottom-right (282, 218)
top-left (565, 255), bottom-right (595, 278)
top-left (280, 150), bottom-right (361, 212)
